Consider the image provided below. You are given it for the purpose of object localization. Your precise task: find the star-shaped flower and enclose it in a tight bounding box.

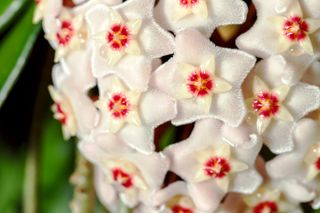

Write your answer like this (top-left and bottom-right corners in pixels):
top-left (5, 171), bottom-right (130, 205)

top-left (243, 55), bottom-right (320, 154)
top-left (45, 10), bottom-right (86, 62)
top-left (152, 29), bottom-right (256, 126)
top-left (50, 50), bottom-right (99, 139)
top-left (266, 119), bottom-right (320, 205)
top-left (95, 75), bottom-right (176, 154)
top-left (162, 118), bottom-right (262, 212)
top-left (33, 0), bottom-right (62, 24)
top-left (79, 134), bottom-right (170, 208)
top-left (155, 0), bottom-right (248, 37)
top-left (85, 0), bottom-right (174, 90)
top-left (236, 0), bottom-right (320, 58)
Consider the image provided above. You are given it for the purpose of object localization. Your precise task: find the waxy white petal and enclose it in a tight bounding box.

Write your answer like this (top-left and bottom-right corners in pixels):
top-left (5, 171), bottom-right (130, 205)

top-left (192, 0), bottom-right (208, 18)
top-left (177, 63), bottom-right (197, 79)
top-left (195, 95), bottom-right (212, 113)
top-left (200, 56), bottom-right (215, 75)
top-left (216, 177), bottom-right (230, 192)
top-left (107, 48), bottom-right (125, 66)
top-left (256, 117), bottom-right (271, 135)
top-left (172, 6), bottom-right (191, 22)
top-left (306, 18), bottom-right (320, 33)
top-left (300, 36), bottom-right (314, 55)
top-left (272, 85), bottom-right (290, 102)
top-left (213, 77), bottom-right (232, 93)
top-left (253, 76), bottom-right (269, 95)
top-left (275, 105), bottom-right (294, 122)
top-left (125, 40), bottom-right (142, 55)
top-left (127, 19), bottom-right (142, 35)
top-left (230, 159), bottom-right (249, 173)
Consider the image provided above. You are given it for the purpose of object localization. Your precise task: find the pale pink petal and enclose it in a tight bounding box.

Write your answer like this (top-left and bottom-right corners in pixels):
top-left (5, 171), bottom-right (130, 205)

top-left (279, 180), bottom-right (316, 202)
top-left (229, 169), bottom-right (262, 194)
top-left (85, 4), bottom-right (112, 35)
top-left (302, 60), bottom-right (320, 86)
top-left (42, 0), bottom-right (63, 35)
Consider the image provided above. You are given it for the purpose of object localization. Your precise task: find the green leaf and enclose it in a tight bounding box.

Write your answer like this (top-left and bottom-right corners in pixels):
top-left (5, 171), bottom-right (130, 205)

top-left (0, 0), bottom-right (29, 34)
top-left (0, 3), bottom-right (40, 108)
top-left (159, 125), bottom-right (176, 151)
top-left (39, 110), bottom-right (75, 213)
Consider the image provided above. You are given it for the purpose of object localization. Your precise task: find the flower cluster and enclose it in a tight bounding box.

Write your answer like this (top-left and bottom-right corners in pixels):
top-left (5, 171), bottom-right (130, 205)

top-left (35, 0), bottom-right (320, 212)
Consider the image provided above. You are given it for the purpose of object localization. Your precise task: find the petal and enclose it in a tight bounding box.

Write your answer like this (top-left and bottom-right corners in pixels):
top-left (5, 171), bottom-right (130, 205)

top-left (280, 180), bottom-right (316, 202)
top-left (172, 6), bottom-right (192, 22)
top-left (126, 111), bottom-right (142, 126)
top-left (85, 4), bottom-right (112, 34)
top-left (127, 19), bottom-right (142, 35)
top-left (120, 188), bottom-right (139, 208)
top-left (256, 117), bottom-right (271, 135)
top-left (288, 0), bottom-right (303, 17)
top-left (275, 105), bottom-right (294, 122)
top-left (200, 55), bottom-right (215, 74)
top-left (277, 36), bottom-right (293, 54)
top-left (177, 63), bottom-right (197, 80)
top-left (306, 166), bottom-right (319, 181)
top-left (300, 36), bottom-right (314, 55)
top-left (271, 85), bottom-right (290, 101)
top-left (213, 77), bottom-right (232, 93)
top-left (125, 40), bottom-right (142, 55)
top-left (215, 177), bottom-right (230, 192)
top-left (107, 48), bottom-right (125, 66)
top-left (253, 76), bottom-right (269, 95)
top-left (188, 181), bottom-right (225, 212)
top-left (140, 89), bottom-right (177, 127)
top-left (192, 0), bottom-right (208, 18)
top-left (229, 169), bottom-right (262, 194)
top-left (306, 18), bottom-right (320, 34)
top-left (195, 95), bottom-right (213, 114)
top-left (230, 159), bottom-right (249, 173)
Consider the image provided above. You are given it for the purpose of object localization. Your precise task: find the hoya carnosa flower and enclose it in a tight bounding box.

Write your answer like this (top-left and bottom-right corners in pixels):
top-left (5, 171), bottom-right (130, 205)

top-left (242, 183), bottom-right (303, 213)
top-left (33, 0), bottom-right (62, 24)
top-left (79, 134), bottom-right (170, 208)
top-left (45, 10), bottom-right (86, 62)
top-left (163, 118), bottom-right (262, 212)
top-left (50, 50), bottom-right (99, 139)
top-left (236, 0), bottom-right (320, 58)
top-left (154, 0), bottom-right (248, 37)
top-left (138, 181), bottom-right (210, 213)
top-left (152, 29), bottom-right (256, 126)
top-left (243, 56), bottom-right (320, 154)
top-left (266, 119), bottom-right (320, 204)
top-left (85, 0), bottom-right (174, 86)
top-left (95, 75), bottom-right (176, 154)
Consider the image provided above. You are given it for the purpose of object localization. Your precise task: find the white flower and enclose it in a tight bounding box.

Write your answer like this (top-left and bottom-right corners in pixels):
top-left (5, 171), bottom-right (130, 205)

top-left (236, 0), bottom-right (320, 58)
top-left (33, 0), bottom-right (62, 24)
top-left (243, 55), bottom-right (320, 154)
top-left (154, 0), bottom-right (248, 37)
top-left (95, 75), bottom-right (176, 154)
top-left (85, 0), bottom-right (175, 90)
top-left (266, 119), bottom-right (320, 205)
top-left (152, 29), bottom-right (256, 126)
top-left (50, 50), bottom-right (100, 139)
top-left (46, 10), bottom-right (86, 62)
top-left (79, 134), bottom-right (170, 208)
top-left (162, 118), bottom-right (262, 212)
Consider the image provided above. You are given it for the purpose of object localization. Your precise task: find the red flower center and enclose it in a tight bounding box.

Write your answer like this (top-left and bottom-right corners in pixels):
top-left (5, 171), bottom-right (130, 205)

top-left (107, 24), bottom-right (130, 50)
top-left (204, 157), bottom-right (231, 179)
top-left (108, 93), bottom-right (130, 119)
top-left (112, 168), bottom-right (133, 188)
top-left (252, 92), bottom-right (279, 118)
top-left (283, 16), bottom-right (309, 42)
top-left (56, 20), bottom-right (74, 46)
top-left (187, 69), bottom-right (214, 97)
top-left (171, 205), bottom-right (194, 213)
top-left (35, 0), bottom-right (41, 4)
top-left (253, 201), bottom-right (278, 213)
top-left (179, 0), bottom-right (199, 8)
top-left (315, 158), bottom-right (320, 171)
top-left (55, 103), bottom-right (67, 125)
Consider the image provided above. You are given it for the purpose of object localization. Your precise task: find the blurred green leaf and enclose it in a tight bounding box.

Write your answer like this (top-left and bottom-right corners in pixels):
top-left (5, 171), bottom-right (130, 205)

top-left (0, 146), bottom-right (24, 213)
top-left (39, 110), bottom-right (75, 213)
top-left (0, 0), bottom-right (29, 34)
top-left (159, 126), bottom-right (176, 151)
top-left (0, 2), bottom-right (40, 108)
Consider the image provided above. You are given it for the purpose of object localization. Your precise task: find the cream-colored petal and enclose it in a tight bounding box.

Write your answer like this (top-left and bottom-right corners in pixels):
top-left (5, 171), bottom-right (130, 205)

top-left (213, 77), bottom-right (232, 93)
top-left (195, 95), bottom-right (212, 114)
top-left (200, 56), bottom-right (215, 75)
top-left (54, 48), bottom-right (66, 63)
top-left (107, 48), bottom-right (125, 66)
top-left (213, 143), bottom-right (231, 158)
top-left (133, 175), bottom-right (148, 190)
top-left (288, 0), bottom-right (303, 17)
top-left (192, 0), bottom-right (208, 18)
top-left (177, 63), bottom-right (197, 80)
top-left (127, 19), bottom-right (142, 35)
top-left (196, 149), bottom-right (216, 163)
top-left (275, 105), bottom-right (294, 122)
top-left (33, 6), bottom-right (44, 24)
top-left (62, 125), bottom-right (71, 140)
top-left (172, 6), bottom-right (192, 22)
top-left (215, 177), bottom-right (230, 192)
top-left (194, 167), bottom-right (211, 183)
top-left (271, 85), bottom-right (290, 102)
top-left (306, 166), bottom-right (319, 181)
top-left (175, 85), bottom-right (193, 99)
top-left (92, 31), bottom-right (107, 41)
top-left (110, 77), bottom-right (127, 93)
top-left (125, 40), bottom-right (141, 55)
top-left (230, 159), bottom-right (249, 173)
top-left (306, 18), bottom-right (320, 33)
top-left (126, 111), bottom-right (142, 126)
top-left (109, 9), bottom-right (123, 24)
top-left (256, 117), bottom-right (271, 134)
top-left (269, 16), bottom-right (286, 33)
top-left (127, 90), bottom-right (141, 106)
top-left (107, 115), bottom-right (125, 133)
top-left (277, 35), bottom-right (293, 54)
top-left (253, 76), bottom-right (269, 95)
top-left (300, 36), bottom-right (314, 55)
